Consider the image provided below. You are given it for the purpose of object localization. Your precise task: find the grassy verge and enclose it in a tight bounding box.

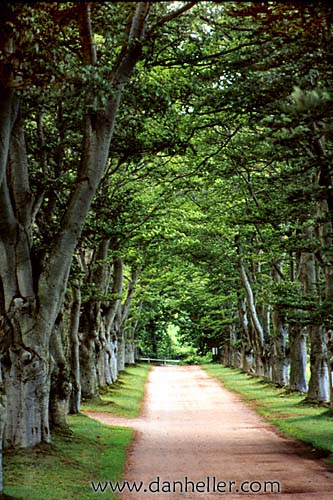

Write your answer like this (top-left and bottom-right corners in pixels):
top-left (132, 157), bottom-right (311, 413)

top-left (202, 364), bottom-right (333, 461)
top-left (3, 363), bottom-right (151, 499)
top-left (81, 363), bottom-right (151, 417)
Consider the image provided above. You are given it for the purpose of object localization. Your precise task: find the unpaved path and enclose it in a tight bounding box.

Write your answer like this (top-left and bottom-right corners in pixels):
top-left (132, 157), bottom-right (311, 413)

top-left (86, 366), bottom-right (333, 499)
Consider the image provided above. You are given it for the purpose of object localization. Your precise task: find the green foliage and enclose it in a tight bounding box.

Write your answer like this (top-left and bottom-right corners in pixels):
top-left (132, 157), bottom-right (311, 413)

top-left (180, 350), bottom-right (213, 366)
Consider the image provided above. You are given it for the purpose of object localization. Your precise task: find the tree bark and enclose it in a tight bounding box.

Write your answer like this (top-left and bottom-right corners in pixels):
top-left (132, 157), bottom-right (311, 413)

top-left (300, 234), bottom-right (330, 402)
top-left (271, 263), bottom-right (289, 386)
top-left (68, 282), bottom-right (81, 414)
top-left (79, 239), bottom-right (110, 399)
top-left (223, 344), bottom-right (231, 367)
top-left (236, 239), bottom-right (265, 376)
top-left (239, 261), bottom-right (264, 348)
top-left (116, 307), bottom-right (126, 373)
top-left (79, 301), bottom-right (100, 400)
top-left (229, 324), bottom-right (240, 368)
top-left (0, 361), bottom-right (6, 494)
top-left (271, 309), bottom-right (289, 386)
top-left (289, 324), bottom-right (308, 393)
top-left (3, 335), bottom-right (51, 448)
top-left (105, 256), bottom-right (124, 377)
top-left (238, 296), bottom-right (254, 373)
top-left (307, 326), bottom-right (329, 402)
top-left (0, 4), bottom-right (17, 188)
top-left (122, 265), bottom-right (141, 365)
top-left (49, 314), bottom-right (71, 430)
top-left (0, 7), bottom-right (14, 470)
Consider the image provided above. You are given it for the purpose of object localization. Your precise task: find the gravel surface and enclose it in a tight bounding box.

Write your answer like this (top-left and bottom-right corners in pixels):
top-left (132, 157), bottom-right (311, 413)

top-left (86, 365), bottom-right (333, 499)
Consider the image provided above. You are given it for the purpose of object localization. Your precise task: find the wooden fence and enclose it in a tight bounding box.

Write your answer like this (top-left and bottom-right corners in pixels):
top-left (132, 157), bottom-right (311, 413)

top-left (137, 357), bottom-right (181, 365)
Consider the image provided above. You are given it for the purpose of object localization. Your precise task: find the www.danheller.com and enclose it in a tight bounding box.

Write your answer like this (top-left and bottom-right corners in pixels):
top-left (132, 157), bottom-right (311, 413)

top-left (91, 476), bottom-right (282, 495)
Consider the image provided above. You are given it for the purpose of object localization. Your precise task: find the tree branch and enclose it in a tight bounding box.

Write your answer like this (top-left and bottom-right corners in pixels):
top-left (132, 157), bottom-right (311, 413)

top-left (38, 3), bottom-right (152, 323)
top-left (149, 41), bottom-right (262, 68)
top-left (148, 2), bottom-right (197, 34)
top-left (78, 3), bottom-right (96, 65)
top-left (235, 234), bottom-right (265, 347)
top-left (112, 2), bottom-right (151, 86)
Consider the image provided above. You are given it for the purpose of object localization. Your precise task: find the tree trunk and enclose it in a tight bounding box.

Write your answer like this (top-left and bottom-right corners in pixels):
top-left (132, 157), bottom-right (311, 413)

top-left (271, 308), bottom-right (289, 386)
top-left (117, 311), bottom-right (126, 373)
top-left (236, 237), bottom-right (266, 376)
top-left (289, 325), bottom-right (308, 393)
top-left (307, 325), bottom-right (329, 402)
top-left (0, 4), bottom-right (16, 188)
top-left (238, 296), bottom-right (254, 373)
top-left (79, 239), bottom-right (110, 398)
top-left (96, 323), bottom-right (107, 388)
top-left (122, 265), bottom-right (141, 365)
top-left (106, 256), bottom-right (124, 374)
top-left (223, 344), bottom-right (231, 367)
top-left (239, 261), bottom-right (265, 347)
top-left (125, 341), bottom-right (136, 365)
top-left (254, 352), bottom-right (264, 377)
top-left (300, 233), bottom-right (330, 402)
top-left (79, 304), bottom-right (99, 400)
top-left (68, 282), bottom-right (81, 414)
top-left (110, 336), bottom-right (118, 383)
top-left (258, 303), bottom-right (272, 382)
top-left (327, 331), bottom-right (333, 412)
top-left (317, 187), bottom-right (333, 406)
top-left (270, 261), bottom-right (289, 386)
top-left (0, 362), bottom-right (6, 494)
top-left (102, 320), bottom-right (114, 385)
top-left (49, 314), bottom-right (71, 430)
top-left (0, 114), bottom-right (51, 448)
top-left (229, 324), bottom-right (239, 368)
top-left (0, 1), bottom-right (181, 450)
top-left (3, 339), bottom-right (51, 448)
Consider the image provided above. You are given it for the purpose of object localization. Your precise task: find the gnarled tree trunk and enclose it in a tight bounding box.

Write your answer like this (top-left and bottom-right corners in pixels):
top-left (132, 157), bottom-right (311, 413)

top-left (49, 313), bottom-right (71, 430)
top-left (307, 326), bottom-right (329, 402)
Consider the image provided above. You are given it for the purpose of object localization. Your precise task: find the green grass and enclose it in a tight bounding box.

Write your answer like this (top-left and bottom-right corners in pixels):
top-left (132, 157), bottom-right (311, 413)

top-left (3, 363), bottom-right (151, 499)
top-left (4, 416), bottom-right (132, 500)
top-left (82, 363), bottom-right (151, 417)
top-left (202, 364), bottom-right (333, 460)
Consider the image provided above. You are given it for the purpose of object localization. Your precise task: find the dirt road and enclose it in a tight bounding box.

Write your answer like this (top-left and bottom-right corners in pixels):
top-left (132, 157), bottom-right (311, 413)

top-left (86, 366), bottom-right (333, 499)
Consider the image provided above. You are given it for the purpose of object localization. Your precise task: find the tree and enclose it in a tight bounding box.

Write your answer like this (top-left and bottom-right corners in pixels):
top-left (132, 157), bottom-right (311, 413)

top-left (0, 1), bottom-right (201, 450)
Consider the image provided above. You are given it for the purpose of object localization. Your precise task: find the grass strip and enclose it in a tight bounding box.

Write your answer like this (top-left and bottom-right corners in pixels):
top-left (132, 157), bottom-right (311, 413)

top-left (3, 363), bottom-right (151, 499)
top-left (202, 364), bottom-right (333, 461)
top-left (81, 363), bottom-right (151, 417)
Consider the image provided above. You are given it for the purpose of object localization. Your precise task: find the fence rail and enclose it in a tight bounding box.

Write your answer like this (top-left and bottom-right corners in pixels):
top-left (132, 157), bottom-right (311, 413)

top-left (138, 357), bottom-right (181, 365)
